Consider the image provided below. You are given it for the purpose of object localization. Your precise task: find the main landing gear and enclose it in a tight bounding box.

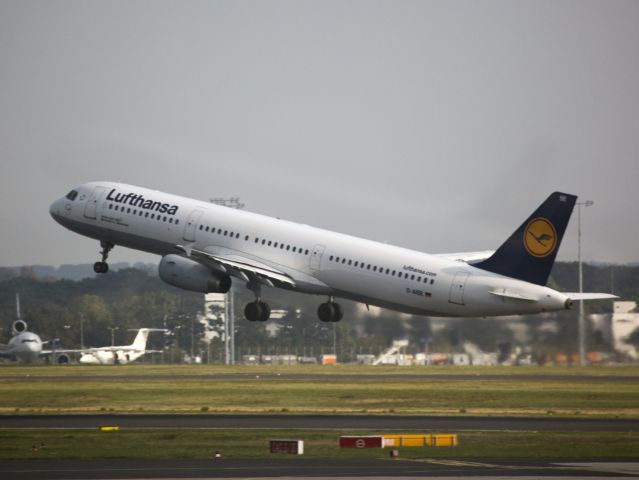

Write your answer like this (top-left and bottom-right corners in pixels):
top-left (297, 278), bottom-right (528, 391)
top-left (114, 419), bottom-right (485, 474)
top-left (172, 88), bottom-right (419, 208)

top-left (93, 241), bottom-right (114, 274)
top-left (317, 298), bottom-right (343, 322)
top-left (244, 281), bottom-right (271, 322)
top-left (242, 282), bottom-right (343, 323)
top-left (244, 300), bottom-right (271, 322)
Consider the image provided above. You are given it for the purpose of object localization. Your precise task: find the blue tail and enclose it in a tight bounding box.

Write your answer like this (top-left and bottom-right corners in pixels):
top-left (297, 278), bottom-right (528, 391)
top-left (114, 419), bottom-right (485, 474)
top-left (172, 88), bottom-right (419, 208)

top-left (473, 192), bottom-right (577, 286)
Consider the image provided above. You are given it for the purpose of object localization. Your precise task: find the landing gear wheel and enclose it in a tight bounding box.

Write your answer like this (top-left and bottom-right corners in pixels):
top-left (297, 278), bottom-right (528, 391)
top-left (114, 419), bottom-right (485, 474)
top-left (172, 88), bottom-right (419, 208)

top-left (94, 241), bottom-right (114, 274)
top-left (245, 301), bottom-right (271, 322)
top-left (93, 261), bottom-right (109, 274)
top-left (245, 302), bottom-right (261, 322)
top-left (318, 301), bottom-right (343, 322)
top-left (258, 301), bottom-right (271, 322)
top-left (333, 302), bottom-right (343, 322)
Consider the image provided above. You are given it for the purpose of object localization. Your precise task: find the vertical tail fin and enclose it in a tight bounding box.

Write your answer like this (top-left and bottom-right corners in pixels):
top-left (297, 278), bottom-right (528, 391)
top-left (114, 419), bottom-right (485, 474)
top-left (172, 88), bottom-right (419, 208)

top-left (473, 192), bottom-right (577, 286)
top-left (130, 329), bottom-right (150, 350)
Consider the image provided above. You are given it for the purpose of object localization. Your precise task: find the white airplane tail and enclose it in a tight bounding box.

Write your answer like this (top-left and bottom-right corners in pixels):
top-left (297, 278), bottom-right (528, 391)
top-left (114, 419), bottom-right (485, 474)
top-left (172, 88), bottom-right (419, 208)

top-left (129, 328), bottom-right (167, 351)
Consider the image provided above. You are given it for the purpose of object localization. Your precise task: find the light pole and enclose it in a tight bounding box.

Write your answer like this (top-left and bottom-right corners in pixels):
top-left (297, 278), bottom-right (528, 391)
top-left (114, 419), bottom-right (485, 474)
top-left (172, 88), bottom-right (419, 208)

top-left (210, 197), bottom-right (244, 365)
top-left (577, 200), bottom-right (594, 367)
top-left (108, 326), bottom-right (119, 346)
top-left (78, 312), bottom-right (85, 349)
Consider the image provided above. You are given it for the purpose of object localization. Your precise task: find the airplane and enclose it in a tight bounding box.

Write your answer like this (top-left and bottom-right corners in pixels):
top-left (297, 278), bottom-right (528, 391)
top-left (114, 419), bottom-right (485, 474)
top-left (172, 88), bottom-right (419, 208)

top-left (77, 328), bottom-right (167, 365)
top-left (0, 294), bottom-right (71, 363)
top-left (49, 182), bottom-right (615, 322)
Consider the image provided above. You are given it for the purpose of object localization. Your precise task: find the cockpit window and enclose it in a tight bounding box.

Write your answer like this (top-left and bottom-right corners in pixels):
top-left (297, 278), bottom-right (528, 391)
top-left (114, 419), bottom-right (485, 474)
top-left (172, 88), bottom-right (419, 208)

top-left (66, 190), bottom-right (78, 201)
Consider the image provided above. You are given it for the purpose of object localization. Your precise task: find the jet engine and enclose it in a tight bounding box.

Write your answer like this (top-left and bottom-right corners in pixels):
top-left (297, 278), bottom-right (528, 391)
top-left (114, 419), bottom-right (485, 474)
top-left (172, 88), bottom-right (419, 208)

top-left (55, 354), bottom-right (70, 365)
top-left (158, 254), bottom-right (231, 294)
top-left (12, 320), bottom-right (27, 335)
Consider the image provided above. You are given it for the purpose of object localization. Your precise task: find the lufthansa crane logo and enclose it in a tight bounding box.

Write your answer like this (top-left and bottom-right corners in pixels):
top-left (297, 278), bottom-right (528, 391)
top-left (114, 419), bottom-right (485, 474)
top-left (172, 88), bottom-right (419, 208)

top-left (524, 217), bottom-right (557, 258)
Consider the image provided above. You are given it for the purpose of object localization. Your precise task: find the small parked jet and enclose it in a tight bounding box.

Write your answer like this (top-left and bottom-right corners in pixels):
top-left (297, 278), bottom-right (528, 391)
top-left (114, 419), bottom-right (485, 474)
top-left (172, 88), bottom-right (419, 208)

top-left (0, 294), bottom-right (71, 363)
top-left (78, 328), bottom-right (166, 365)
top-left (50, 183), bottom-right (615, 322)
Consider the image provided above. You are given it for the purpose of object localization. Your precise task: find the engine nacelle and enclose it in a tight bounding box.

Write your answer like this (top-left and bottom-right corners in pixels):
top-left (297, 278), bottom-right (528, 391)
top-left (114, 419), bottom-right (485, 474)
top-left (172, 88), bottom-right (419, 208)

top-left (12, 320), bottom-right (27, 335)
top-left (159, 254), bottom-right (231, 294)
top-left (55, 354), bottom-right (70, 365)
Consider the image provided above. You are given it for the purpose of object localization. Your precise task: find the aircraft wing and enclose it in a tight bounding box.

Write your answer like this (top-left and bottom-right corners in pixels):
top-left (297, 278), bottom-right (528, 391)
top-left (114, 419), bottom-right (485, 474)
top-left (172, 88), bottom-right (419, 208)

top-left (176, 244), bottom-right (296, 287)
top-left (434, 250), bottom-right (495, 264)
top-left (40, 348), bottom-right (85, 355)
top-left (564, 293), bottom-right (619, 301)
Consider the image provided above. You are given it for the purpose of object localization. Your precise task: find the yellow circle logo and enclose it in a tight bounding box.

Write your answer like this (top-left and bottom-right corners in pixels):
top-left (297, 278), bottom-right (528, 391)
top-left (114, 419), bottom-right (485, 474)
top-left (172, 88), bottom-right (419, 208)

top-left (524, 217), bottom-right (557, 258)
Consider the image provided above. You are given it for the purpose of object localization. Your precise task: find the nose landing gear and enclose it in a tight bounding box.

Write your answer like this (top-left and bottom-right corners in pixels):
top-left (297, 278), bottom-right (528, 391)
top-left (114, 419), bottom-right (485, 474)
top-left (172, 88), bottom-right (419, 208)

top-left (93, 241), bottom-right (114, 274)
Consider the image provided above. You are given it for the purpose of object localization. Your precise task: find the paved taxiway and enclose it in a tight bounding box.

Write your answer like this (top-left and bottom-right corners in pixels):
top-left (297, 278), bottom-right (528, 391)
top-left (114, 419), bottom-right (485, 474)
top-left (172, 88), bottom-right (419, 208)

top-left (2, 414), bottom-right (638, 431)
top-left (2, 458), bottom-right (639, 479)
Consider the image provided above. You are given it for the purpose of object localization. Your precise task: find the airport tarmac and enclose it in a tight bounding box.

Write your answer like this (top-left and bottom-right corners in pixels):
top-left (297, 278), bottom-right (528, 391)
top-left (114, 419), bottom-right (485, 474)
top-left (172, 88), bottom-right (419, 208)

top-left (2, 458), bottom-right (639, 479)
top-left (2, 414), bottom-right (638, 431)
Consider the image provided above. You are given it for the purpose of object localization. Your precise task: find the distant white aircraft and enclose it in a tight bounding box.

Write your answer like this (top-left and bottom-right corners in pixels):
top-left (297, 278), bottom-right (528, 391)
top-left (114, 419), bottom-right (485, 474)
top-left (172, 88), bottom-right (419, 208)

top-left (50, 182), bottom-right (615, 322)
top-left (78, 328), bottom-right (167, 365)
top-left (0, 294), bottom-right (71, 364)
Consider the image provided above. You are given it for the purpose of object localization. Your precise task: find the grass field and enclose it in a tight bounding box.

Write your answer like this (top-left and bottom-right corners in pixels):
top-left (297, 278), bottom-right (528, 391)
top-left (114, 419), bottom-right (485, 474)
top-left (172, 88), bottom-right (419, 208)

top-left (0, 364), bottom-right (638, 417)
top-left (2, 364), bottom-right (638, 459)
top-left (1, 429), bottom-right (639, 460)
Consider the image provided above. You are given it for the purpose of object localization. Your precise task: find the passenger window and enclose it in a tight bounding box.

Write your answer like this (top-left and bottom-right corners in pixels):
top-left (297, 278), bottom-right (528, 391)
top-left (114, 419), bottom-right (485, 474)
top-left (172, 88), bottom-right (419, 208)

top-left (430, 279), bottom-right (434, 284)
top-left (245, 235), bottom-right (249, 241)
top-left (292, 246), bottom-right (297, 252)
top-left (280, 244), bottom-right (284, 249)
top-left (199, 225), bottom-right (203, 230)
top-left (274, 242), bottom-right (278, 248)
top-left (305, 249), bottom-right (309, 255)
top-left (348, 260), bottom-right (352, 265)
top-left (127, 208), bottom-right (131, 214)
top-left (108, 204), bottom-right (113, 210)
top-left (262, 239), bottom-right (266, 245)
top-left (286, 245), bottom-right (290, 251)
top-left (268, 241), bottom-right (272, 246)
top-left (354, 261), bottom-right (358, 267)
top-left (342, 258), bottom-right (346, 264)
top-left (366, 264), bottom-right (371, 270)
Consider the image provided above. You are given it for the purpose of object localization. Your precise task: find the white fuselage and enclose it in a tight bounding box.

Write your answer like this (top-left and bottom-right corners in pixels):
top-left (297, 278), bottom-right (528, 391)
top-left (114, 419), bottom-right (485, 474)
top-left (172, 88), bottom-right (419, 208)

top-left (79, 349), bottom-right (144, 365)
top-left (2, 332), bottom-right (43, 363)
top-left (50, 181), bottom-right (569, 318)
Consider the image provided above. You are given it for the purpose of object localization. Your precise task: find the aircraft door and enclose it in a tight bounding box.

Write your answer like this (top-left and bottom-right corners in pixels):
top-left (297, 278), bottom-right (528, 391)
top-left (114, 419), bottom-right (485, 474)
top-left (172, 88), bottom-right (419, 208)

top-left (83, 186), bottom-right (108, 219)
top-left (183, 209), bottom-right (204, 242)
top-left (309, 244), bottom-right (325, 271)
top-left (449, 271), bottom-right (470, 305)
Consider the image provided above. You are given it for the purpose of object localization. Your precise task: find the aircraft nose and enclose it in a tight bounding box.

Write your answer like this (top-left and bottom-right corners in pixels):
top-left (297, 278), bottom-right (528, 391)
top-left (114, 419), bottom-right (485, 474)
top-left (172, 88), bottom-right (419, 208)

top-left (49, 199), bottom-right (59, 218)
top-left (49, 198), bottom-right (64, 220)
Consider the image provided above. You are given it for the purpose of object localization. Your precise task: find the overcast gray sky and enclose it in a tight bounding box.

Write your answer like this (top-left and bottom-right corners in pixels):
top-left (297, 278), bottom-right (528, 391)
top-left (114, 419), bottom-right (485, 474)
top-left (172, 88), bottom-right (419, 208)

top-left (1, 0), bottom-right (637, 267)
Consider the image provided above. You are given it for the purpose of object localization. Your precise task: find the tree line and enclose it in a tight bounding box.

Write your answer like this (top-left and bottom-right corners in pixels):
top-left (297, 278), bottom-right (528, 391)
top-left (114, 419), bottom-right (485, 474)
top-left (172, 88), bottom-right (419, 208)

top-left (0, 262), bottom-right (637, 362)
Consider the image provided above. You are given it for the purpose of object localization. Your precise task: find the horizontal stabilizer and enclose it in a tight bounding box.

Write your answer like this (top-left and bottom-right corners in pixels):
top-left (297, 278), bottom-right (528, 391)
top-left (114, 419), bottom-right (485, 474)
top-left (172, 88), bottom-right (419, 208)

top-left (565, 293), bottom-right (619, 301)
top-left (489, 289), bottom-right (537, 302)
top-left (435, 250), bottom-right (495, 264)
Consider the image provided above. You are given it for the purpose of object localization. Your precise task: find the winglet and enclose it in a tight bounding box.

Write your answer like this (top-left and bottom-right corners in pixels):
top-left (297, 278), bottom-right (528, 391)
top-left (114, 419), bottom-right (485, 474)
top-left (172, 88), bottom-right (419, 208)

top-left (473, 192), bottom-right (577, 286)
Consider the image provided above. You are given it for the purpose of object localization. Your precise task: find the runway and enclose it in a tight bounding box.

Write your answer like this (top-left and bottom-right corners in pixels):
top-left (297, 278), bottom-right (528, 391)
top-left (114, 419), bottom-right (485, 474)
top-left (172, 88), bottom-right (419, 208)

top-left (2, 414), bottom-right (638, 431)
top-left (2, 458), bottom-right (639, 479)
